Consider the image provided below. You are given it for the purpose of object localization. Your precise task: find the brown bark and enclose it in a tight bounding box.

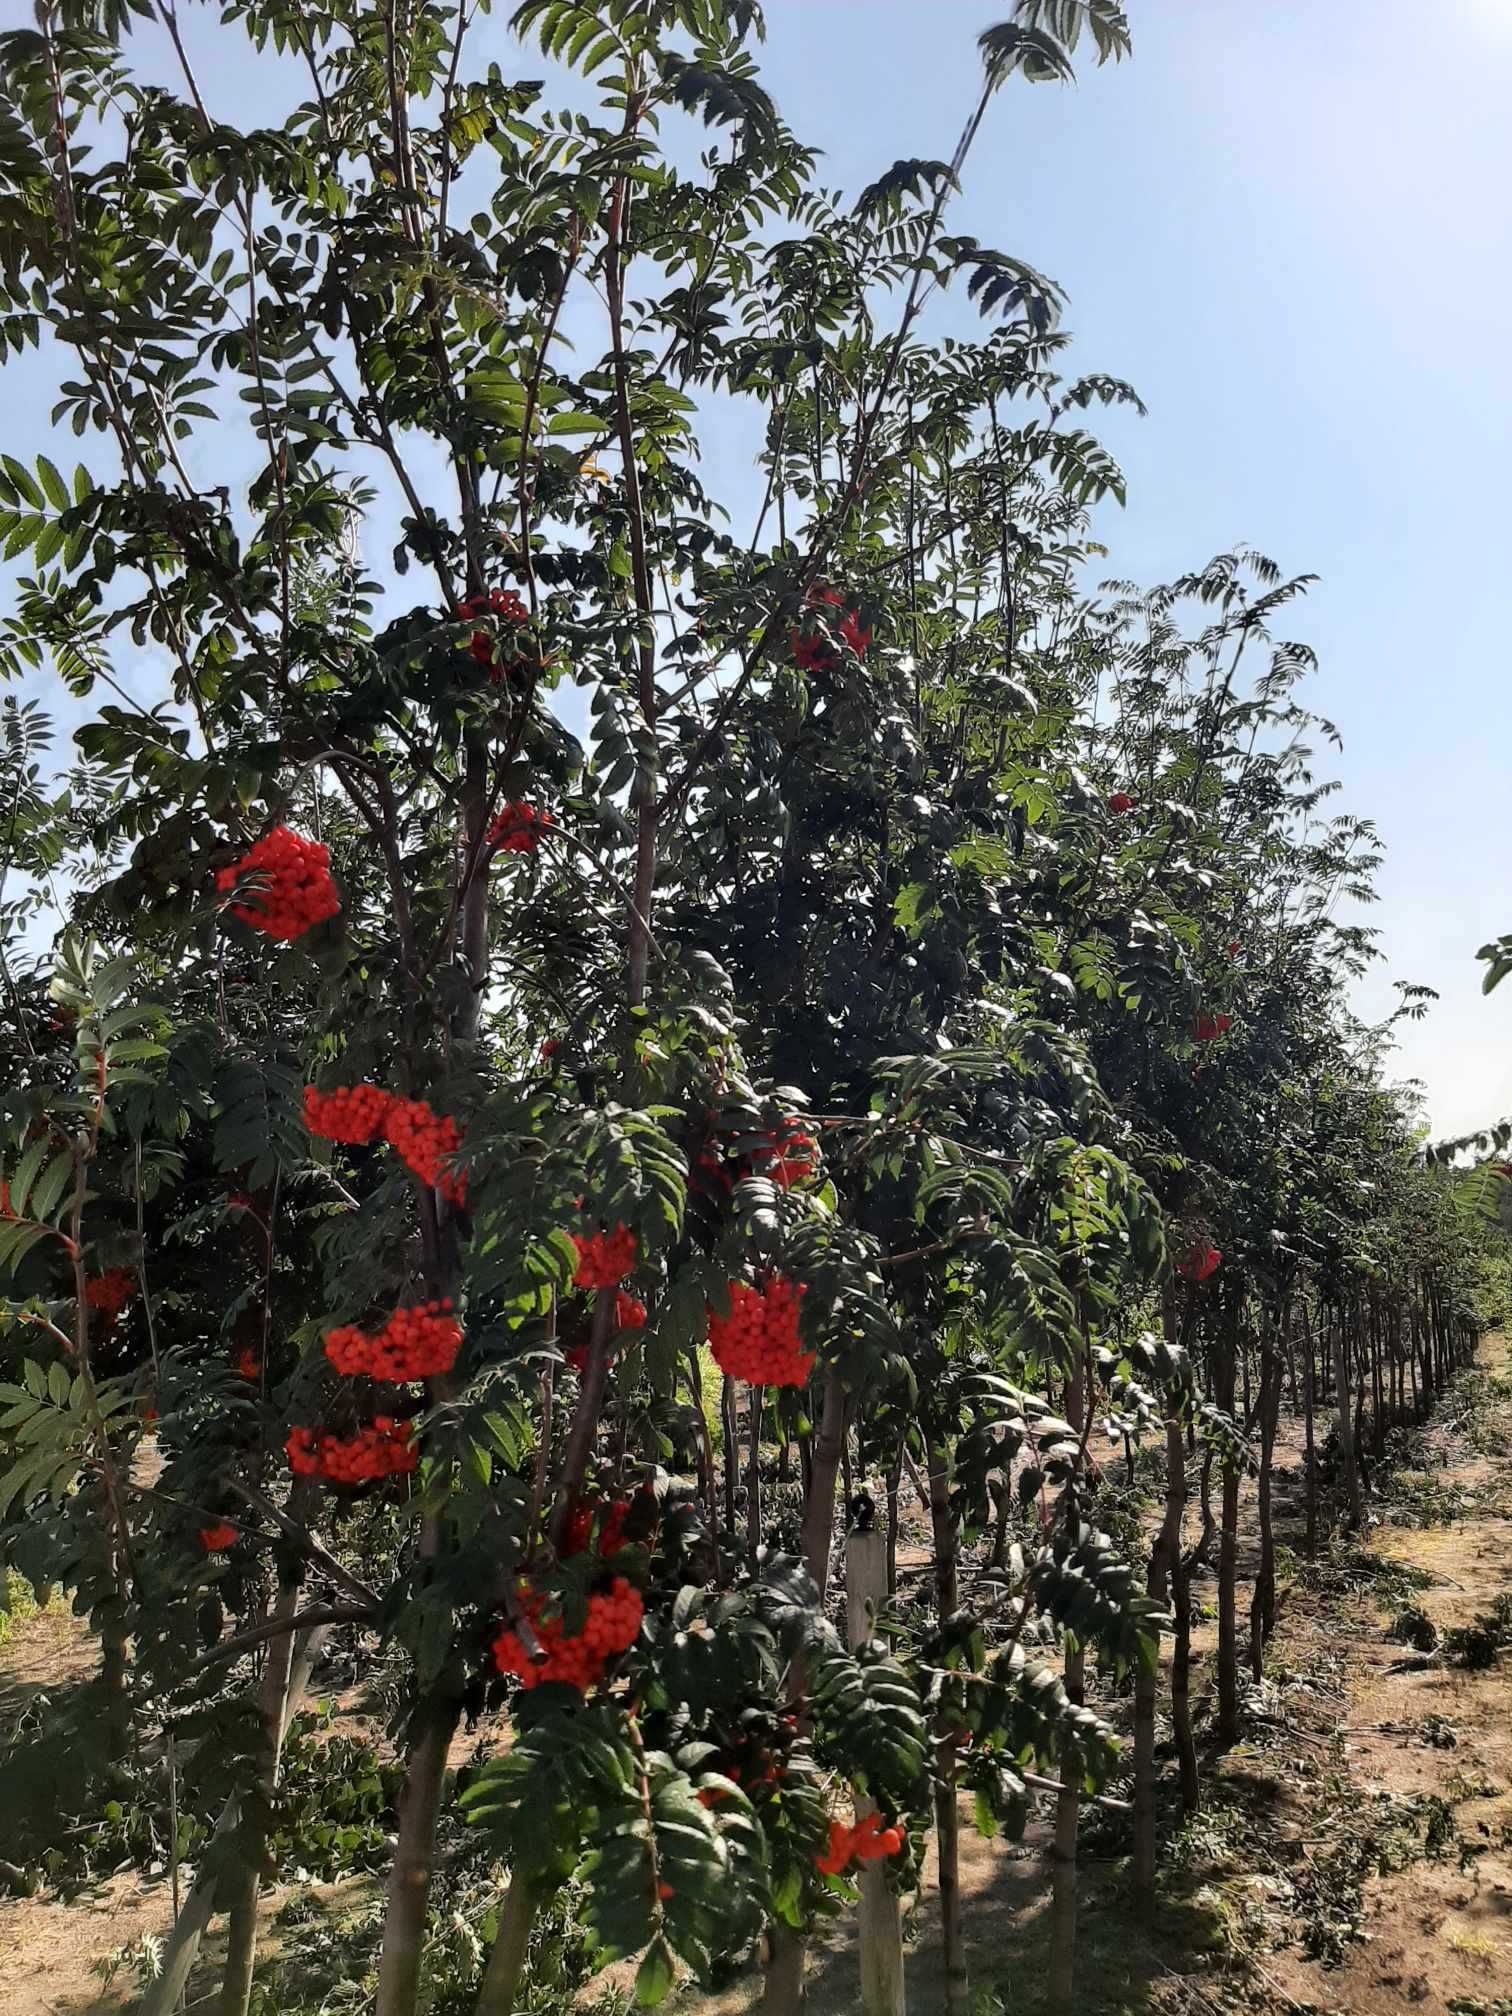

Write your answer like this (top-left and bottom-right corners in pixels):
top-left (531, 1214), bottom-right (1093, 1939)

top-left (217, 1570), bottom-right (304, 2016)
top-left (927, 1437), bottom-right (967, 2015)
top-left (473, 1873), bottom-right (538, 2016)
top-left (1132, 1412), bottom-right (1187, 1901)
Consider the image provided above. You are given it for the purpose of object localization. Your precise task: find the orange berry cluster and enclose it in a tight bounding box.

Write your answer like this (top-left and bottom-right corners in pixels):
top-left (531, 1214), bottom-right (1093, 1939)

top-left (216, 827), bottom-right (339, 942)
top-left (459, 586), bottom-right (528, 669)
top-left (304, 1081), bottom-right (393, 1144)
top-left (199, 1521), bottom-right (239, 1553)
top-left (491, 1578), bottom-right (643, 1693)
top-left (815, 1811), bottom-right (903, 1875)
top-left (1194, 1012), bottom-right (1233, 1042)
top-left (707, 1276), bottom-right (812, 1388)
top-left (85, 1267), bottom-right (135, 1317)
top-left (572, 1223), bottom-right (638, 1290)
top-left (791, 585), bottom-right (871, 673)
top-left (486, 800), bottom-right (553, 853)
top-left (324, 1300), bottom-right (461, 1381)
top-left (234, 1344), bottom-right (262, 1380)
top-left (383, 1096), bottom-right (467, 1204)
top-left (286, 1418), bottom-right (418, 1483)
top-left (748, 1116), bottom-right (818, 1190)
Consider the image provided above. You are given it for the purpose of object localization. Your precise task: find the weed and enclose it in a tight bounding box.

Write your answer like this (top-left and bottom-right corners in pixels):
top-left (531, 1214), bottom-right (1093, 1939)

top-left (1389, 1604), bottom-right (1438, 1652)
top-left (1419, 1714), bottom-right (1457, 1749)
top-left (1301, 1544), bottom-right (1431, 1611)
top-left (1444, 1594), bottom-right (1512, 1670)
top-left (91, 1933), bottom-right (164, 1993)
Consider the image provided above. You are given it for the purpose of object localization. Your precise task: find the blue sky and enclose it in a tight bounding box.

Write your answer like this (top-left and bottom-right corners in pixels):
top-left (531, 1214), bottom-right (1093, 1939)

top-left (7, 1), bottom-right (1510, 1138)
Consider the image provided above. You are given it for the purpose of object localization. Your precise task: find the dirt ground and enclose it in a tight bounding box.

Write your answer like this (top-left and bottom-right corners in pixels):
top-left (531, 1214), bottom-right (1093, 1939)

top-left (3, 1336), bottom-right (1510, 2016)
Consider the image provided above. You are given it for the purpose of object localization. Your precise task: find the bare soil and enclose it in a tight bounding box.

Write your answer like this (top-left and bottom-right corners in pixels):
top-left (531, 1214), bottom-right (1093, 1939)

top-left (4, 1337), bottom-right (1510, 2016)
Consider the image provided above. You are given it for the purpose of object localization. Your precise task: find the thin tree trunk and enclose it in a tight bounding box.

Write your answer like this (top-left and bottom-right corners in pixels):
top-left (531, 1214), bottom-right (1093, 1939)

top-left (1248, 1328), bottom-right (1284, 1682)
top-left (1046, 1354), bottom-right (1087, 2015)
top-left (1171, 1535), bottom-right (1199, 1815)
top-left (1214, 1310), bottom-right (1240, 1745)
top-left (846, 1525), bottom-right (905, 2016)
top-left (138, 1625), bottom-right (329, 2016)
top-left (217, 1571), bottom-right (304, 2016)
top-left (1133, 1413), bottom-right (1186, 1901)
top-left (886, 1442), bottom-right (902, 1598)
top-left (722, 1375), bottom-right (738, 1536)
top-left (375, 1694), bottom-right (460, 2016)
top-left (747, 1388), bottom-right (763, 1573)
top-left (758, 1373), bottom-right (849, 2015)
top-left (1334, 1304), bottom-right (1363, 1529)
top-left (473, 1873), bottom-right (537, 2016)
top-left (1302, 1300), bottom-right (1318, 1558)
top-left (927, 1437), bottom-right (967, 2016)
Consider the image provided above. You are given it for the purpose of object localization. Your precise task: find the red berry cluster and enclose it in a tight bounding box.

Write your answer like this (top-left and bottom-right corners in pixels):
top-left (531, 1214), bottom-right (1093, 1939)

top-left (216, 827), bottom-right (340, 942)
top-left (572, 1223), bottom-right (638, 1290)
top-left (383, 1097), bottom-right (467, 1204)
top-left (234, 1344), bottom-right (262, 1380)
top-left (747, 1116), bottom-right (818, 1191)
top-left (707, 1276), bottom-right (812, 1387)
top-left (1107, 791), bottom-right (1136, 814)
top-left (1194, 1012), bottom-right (1233, 1042)
top-left (85, 1267), bottom-right (135, 1317)
top-left (815, 1811), bottom-right (904, 1875)
top-left (1176, 1242), bottom-right (1222, 1283)
top-left (486, 801), bottom-right (553, 853)
top-left (460, 586), bottom-right (528, 670)
top-left (561, 1495), bottom-right (633, 1559)
top-left (304, 1082), bottom-right (393, 1144)
top-left (199, 1521), bottom-right (240, 1553)
top-left (285, 1418), bottom-right (418, 1483)
top-left (791, 585), bottom-right (872, 673)
top-left (490, 1577), bottom-right (643, 1693)
top-left (324, 1300), bottom-right (461, 1381)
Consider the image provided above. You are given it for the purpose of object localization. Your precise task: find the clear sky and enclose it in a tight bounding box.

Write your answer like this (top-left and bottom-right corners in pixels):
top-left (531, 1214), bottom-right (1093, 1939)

top-left (7, 1), bottom-right (1510, 1139)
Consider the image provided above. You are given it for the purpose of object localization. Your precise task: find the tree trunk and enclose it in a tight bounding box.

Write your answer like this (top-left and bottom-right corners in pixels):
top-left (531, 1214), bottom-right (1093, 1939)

top-left (217, 1572), bottom-right (304, 2016)
top-left (722, 1375), bottom-right (738, 1537)
top-left (137, 1625), bottom-right (329, 2016)
top-left (758, 1373), bottom-right (849, 2013)
top-left (1171, 1536), bottom-right (1199, 1816)
top-left (886, 1443), bottom-right (902, 1598)
top-left (1214, 1311), bottom-right (1240, 1745)
top-left (1248, 1329), bottom-right (1284, 1682)
top-left (374, 1694), bottom-right (461, 2016)
top-left (846, 1525), bottom-right (905, 2016)
top-left (1334, 1305), bottom-right (1363, 1529)
top-left (747, 1388), bottom-right (763, 1573)
top-left (1048, 1639), bottom-right (1085, 2014)
top-left (1133, 1414), bottom-right (1186, 1901)
top-left (1046, 1354), bottom-right (1087, 2014)
top-left (927, 1437), bottom-right (967, 2016)
top-left (1301, 1300), bottom-right (1318, 1558)
top-left (473, 1873), bottom-right (537, 2016)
